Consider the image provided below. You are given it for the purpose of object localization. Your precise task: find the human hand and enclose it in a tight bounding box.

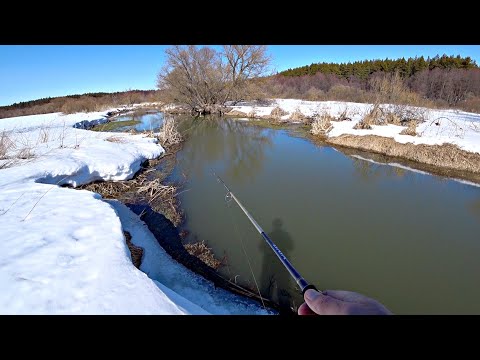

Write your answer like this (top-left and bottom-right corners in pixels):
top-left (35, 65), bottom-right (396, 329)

top-left (298, 289), bottom-right (392, 315)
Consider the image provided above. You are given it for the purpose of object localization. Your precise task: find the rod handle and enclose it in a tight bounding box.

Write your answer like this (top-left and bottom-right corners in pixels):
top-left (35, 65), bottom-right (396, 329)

top-left (301, 284), bottom-right (318, 296)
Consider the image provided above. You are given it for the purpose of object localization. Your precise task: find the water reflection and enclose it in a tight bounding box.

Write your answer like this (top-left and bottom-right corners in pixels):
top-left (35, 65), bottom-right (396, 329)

top-left (259, 218), bottom-right (294, 308)
top-left (177, 117), bottom-right (274, 183)
top-left (351, 156), bottom-right (414, 183)
top-left (468, 198), bottom-right (480, 222)
top-left (113, 112), bottom-right (164, 132)
top-left (171, 115), bottom-right (480, 314)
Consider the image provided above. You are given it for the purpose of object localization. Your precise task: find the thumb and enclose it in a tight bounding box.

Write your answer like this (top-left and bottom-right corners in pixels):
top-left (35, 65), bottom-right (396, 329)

top-left (304, 289), bottom-right (347, 315)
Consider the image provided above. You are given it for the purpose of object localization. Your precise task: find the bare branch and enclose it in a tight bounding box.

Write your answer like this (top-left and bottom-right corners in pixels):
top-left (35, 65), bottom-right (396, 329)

top-left (156, 45), bottom-right (271, 114)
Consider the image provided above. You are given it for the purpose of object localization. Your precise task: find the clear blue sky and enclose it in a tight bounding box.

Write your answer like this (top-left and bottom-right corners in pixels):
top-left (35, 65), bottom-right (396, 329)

top-left (1, 45), bottom-right (479, 106)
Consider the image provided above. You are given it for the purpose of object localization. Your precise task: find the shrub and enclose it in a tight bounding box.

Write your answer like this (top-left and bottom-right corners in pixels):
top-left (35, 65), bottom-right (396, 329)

top-left (289, 107), bottom-right (308, 123)
top-left (459, 96), bottom-right (480, 114)
top-left (157, 118), bottom-right (183, 147)
top-left (354, 104), bottom-right (383, 129)
top-left (310, 113), bottom-right (333, 136)
top-left (400, 121), bottom-right (418, 136)
top-left (333, 106), bottom-right (352, 122)
top-left (270, 106), bottom-right (288, 121)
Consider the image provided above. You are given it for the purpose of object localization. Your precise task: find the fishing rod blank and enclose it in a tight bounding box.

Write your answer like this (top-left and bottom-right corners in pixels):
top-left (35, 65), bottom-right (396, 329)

top-left (213, 171), bottom-right (317, 295)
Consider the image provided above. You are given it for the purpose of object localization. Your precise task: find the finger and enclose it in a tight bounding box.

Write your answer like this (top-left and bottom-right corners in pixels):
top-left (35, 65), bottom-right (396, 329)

top-left (323, 290), bottom-right (370, 303)
top-left (297, 302), bottom-right (317, 315)
top-left (304, 289), bottom-right (347, 315)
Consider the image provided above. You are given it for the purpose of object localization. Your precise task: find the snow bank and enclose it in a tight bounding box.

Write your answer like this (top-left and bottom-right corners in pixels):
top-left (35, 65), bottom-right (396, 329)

top-left (0, 110), bottom-right (270, 314)
top-left (230, 99), bottom-right (480, 154)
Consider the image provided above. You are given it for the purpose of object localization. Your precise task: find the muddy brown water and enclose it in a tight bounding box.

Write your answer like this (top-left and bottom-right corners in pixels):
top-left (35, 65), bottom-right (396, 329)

top-left (170, 117), bottom-right (480, 314)
top-left (118, 113), bottom-right (480, 314)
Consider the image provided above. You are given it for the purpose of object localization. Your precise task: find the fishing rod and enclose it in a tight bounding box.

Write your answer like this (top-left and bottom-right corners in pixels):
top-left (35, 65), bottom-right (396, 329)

top-left (213, 171), bottom-right (317, 295)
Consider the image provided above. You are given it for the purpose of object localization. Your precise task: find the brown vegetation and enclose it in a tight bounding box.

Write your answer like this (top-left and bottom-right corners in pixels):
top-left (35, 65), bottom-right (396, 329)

top-left (334, 107), bottom-right (352, 122)
top-left (184, 241), bottom-right (223, 270)
top-left (124, 231), bottom-right (144, 269)
top-left (0, 90), bottom-right (163, 119)
top-left (327, 134), bottom-right (480, 174)
top-left (105, 136), bottom-right (128, 143)
top-left (156, 45), bottom-right (271, 115)
top-left (256, 65), bottom-right (480, 115)
top-left (400, 121), bottom-right (418, 136)
top-left (80, 161), bottom-right (183, 226)
top-left (350, 74), bottom-right (430, 131)
top-left (0, 131), bottom-right (14, 159)
top-left (157, 118), bottom-right (183, 148)
top-left (137, 178), bottom-right (176, 203)
top-left (289, 108), bottom-right (308, 123)
top-left (225, 109), bottom-right (248, 117)
top-left (310, 112), bottom-right (333, 136)
top-left (270, 106), bottom-right (288, 121)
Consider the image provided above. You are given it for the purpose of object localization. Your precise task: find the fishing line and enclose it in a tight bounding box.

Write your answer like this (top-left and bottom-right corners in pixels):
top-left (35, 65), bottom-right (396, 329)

top-left (213, 170), bottom-right (317, 295)
top-left (225, 193), bottom-right (266, 309)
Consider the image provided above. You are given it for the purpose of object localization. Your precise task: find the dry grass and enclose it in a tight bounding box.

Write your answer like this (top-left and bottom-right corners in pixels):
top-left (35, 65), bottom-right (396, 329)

top-left (328, 134), bottom-right (480, 174)
top-left (16, 147), bottom-right (34, 159)
top-left (289, 107), bottom-right (308, 123)
top-left (459, 96), bottom-right (480, 114)
top-left (184, 240), bottom-right (223, 270)
top-left (384, 112), bottom-right (402, 125)
top-left (105, 135), bottom-right (128, 143)
top-left (79, 154), bottom-right (184, 227)
top-left (270, 106), bottom-right (288, 121)
top-left (0, 131), bottom-right (37, 168)
top-left (0, 131), bottom-right (15, 159)
top-left (334, 107), bottom-right (352, 122)
top-left (137, 178), bottom-right (176, 202)
top-left (225, 109), bottom-right (248, 117)
top-left (354, 104), bottom-right (384, 129)
top-left (355, 103), bottom-right (428, 130)
top-left (81, 181), bottom-right (131, 198)
top-left (38, 127), bottom-right (49, 143)
top-left (157, 118), bottom-right (183, 147)
top-left (310, 112), bottom-right (333, 136)
top-left (400, 121), bottom-right (418, 136)
top-left (124, 231), bottom-right (144, 269)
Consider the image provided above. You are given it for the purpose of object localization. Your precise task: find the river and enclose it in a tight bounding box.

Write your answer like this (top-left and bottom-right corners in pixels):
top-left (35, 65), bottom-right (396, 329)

top-left (117, 113), bottom-right (480, 314)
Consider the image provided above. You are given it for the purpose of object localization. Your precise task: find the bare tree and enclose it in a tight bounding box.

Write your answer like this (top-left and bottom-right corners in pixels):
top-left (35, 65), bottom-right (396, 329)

top-left (222, 45), bottom-right (271, 104)
top-left (156, 45), bottom-right (271, 115)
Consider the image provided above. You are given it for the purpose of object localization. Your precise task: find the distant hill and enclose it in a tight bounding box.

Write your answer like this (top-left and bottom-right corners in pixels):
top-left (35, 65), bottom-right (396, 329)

top-left (0, 90), bottom-right (158, 111)
top-left (279, 54), bottom-right (478, 79)
top-left (0, 90), bottom-right (161, 119)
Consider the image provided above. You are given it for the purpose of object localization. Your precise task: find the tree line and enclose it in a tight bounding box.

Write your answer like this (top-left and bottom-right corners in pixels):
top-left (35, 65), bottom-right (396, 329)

top-left (279, 55), bottom-right (477, 79)
top-left (257, 54), bottom-right (480, 111)
top-left (0, 90), bottom-right (162, 119)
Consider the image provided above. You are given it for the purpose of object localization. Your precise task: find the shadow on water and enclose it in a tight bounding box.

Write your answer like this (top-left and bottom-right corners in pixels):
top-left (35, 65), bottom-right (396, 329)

top-left (259, 218), bottom-right (295, 309)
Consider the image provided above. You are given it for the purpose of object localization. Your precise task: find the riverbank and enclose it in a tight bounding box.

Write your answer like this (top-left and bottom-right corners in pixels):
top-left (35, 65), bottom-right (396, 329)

top-left (78, 139), bottom-right (282, 313)
top-left (0, 108), bottom-right (270, 314)
top-left (224, 99), bottom-right (480, 178)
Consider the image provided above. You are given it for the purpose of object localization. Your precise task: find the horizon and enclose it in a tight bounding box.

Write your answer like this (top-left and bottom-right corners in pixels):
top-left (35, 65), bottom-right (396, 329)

top-left (1, 45), bottom-right (479, 107)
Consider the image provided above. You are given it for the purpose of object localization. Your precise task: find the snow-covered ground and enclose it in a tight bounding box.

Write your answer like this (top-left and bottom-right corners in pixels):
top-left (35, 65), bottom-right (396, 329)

top-left (0, 109), bottom-right (270, 314)
top-left (230, 99), bottom-right (480, 154)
